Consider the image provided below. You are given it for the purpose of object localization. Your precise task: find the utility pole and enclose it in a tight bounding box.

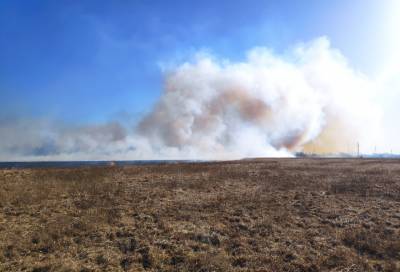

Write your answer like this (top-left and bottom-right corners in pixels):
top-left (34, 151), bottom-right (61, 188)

top-left (357, 142), bottom-right (360, 158)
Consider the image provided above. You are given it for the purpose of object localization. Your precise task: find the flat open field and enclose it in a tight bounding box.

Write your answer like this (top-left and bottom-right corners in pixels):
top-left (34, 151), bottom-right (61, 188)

top-left (1, 159), bottom-right (400, 271)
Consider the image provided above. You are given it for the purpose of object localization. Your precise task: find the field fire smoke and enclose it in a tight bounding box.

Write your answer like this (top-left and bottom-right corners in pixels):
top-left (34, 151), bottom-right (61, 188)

top-left (137, 37), bottom-right (380, 158)
top-left (0, 37), bottom-right (383, 160)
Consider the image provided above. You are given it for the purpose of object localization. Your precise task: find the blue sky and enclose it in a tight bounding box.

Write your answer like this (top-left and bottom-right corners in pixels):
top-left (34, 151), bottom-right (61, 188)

top-left (0, 0), bottom-right (389, 123)
top-left (1, 0), bottom-right (400, 160)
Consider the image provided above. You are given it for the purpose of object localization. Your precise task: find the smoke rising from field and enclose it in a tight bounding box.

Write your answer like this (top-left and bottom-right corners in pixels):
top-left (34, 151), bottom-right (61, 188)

top-left (0, 37), bottom-right (383, 160)
top-left (0, 119), bottom-right (129, 161)
top-left (136, 37), bottom-right (381, 158)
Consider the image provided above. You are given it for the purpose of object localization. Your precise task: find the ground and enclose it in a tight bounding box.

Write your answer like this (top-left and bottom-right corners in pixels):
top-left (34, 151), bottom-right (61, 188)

top-left (0, 159), bottom-right (400, 271)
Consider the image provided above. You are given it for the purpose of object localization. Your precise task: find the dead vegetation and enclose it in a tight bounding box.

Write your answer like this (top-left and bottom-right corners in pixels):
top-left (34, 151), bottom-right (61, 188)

top-left (0, 159), bottom-right (400, 271)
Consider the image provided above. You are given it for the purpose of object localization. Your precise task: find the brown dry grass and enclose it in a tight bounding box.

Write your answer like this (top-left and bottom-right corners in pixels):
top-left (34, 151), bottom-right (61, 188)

top-left (1, 159), bottom-right (400, 271)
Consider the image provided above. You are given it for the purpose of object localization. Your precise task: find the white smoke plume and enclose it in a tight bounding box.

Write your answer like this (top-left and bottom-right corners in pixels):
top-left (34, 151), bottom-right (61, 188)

top-left (136, 37), bottom-right (381, 159)
top-left (0, 37), bottom-right (383, 161)
top-left (0, 118), bottom-right (130, 161)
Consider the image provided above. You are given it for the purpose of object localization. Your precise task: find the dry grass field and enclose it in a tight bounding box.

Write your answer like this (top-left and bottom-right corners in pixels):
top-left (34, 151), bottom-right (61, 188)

top-left (1, 159), bottom-right (400, 271)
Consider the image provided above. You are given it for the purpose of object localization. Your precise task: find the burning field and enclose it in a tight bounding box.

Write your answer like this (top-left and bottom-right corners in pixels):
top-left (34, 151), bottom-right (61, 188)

top-left (1, 159), bottom-right (400, 271)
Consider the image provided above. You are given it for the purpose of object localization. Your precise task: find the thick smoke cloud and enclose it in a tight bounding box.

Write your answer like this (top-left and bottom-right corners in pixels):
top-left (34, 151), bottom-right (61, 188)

top-left (137, 37), bottom-right (381, 158)
top-left (0, 37), bottom-right (382, 160)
